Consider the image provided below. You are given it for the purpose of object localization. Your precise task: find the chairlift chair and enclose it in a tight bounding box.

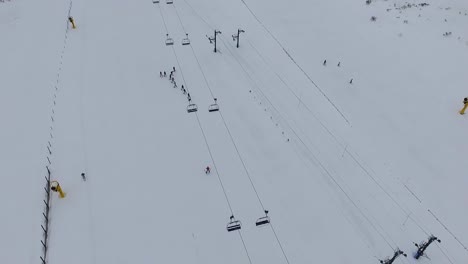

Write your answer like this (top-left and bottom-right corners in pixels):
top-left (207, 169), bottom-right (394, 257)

top-left (152, 0), bottom-right (160, 3)
top-left (165, 34), bottom-right (174, 46)
top-left (208, 98), bottom-right (219, 112)
top-left (187, 104), bottom-right (198, 113)
top-left (255, 210), bottom-right (270, 226)
top-left (256, 216), bottom-right (270, 226)
top-left (166, 0), bottom-right (173, 4)
top-left (182, 34), bottom-right (190, 45)
top-left (227, 218), bottom-right (242, 232)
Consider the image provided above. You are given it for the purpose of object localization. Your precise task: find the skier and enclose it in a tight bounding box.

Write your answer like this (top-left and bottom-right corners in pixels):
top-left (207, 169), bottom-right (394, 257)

top-left (337, 62), bottom-right (341, 67)
top-left (205, 166), bottom-right (211, 174)
top-left (323, 59), bottom-right (327, 66)
top-left (173, 66), bottom-right (176, 72)
top-left (160, 71), bottom-right (163, 78)
top-left (81, 172), bottom-right (86, 181)
top-left (182, 88), bottom-right (186, 94)
top-left (163, 71), bottom-right (167, 77)
top-left (173, 82), bottom-right (177, 88)
top-left (349, 78), bottom-right (353, 84)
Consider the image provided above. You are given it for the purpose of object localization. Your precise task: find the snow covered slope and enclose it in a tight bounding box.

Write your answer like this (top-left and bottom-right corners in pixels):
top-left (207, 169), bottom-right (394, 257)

top-left (2, 0), bottom-right (467, 263)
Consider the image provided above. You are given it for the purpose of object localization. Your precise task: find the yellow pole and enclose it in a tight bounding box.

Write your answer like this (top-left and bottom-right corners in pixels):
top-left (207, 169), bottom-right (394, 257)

top-left (460, 98), bottom-right (468, 115)
top-left (69, 17), bottom-right (76, 29)
top-left (460, 103), bottom-right (468, 115)
top-left (56, 185), bottom-right (66, 198)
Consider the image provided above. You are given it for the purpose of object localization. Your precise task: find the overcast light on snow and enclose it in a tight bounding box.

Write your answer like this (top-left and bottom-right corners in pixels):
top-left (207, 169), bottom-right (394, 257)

top-left (1, 0), bottom-right (468, 263)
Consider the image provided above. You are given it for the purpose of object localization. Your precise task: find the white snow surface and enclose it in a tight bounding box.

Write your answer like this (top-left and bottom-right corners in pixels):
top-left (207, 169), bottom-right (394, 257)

top-left (1, 0), bottom-right (468, 263)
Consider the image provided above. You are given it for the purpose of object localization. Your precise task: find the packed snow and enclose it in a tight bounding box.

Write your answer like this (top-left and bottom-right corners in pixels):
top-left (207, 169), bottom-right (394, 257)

top-left (1, 0), bottom-right (468, 263)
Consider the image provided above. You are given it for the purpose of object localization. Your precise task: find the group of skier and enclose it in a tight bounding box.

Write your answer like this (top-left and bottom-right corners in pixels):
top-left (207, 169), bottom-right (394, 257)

top-left (159, 67), bottom-right (211, 173)
top-left (160, 66), bottom-right (192, 102)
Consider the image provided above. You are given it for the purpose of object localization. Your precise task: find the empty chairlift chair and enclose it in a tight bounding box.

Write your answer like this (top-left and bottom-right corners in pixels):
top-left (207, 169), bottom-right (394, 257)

top-left (182, 33), bottom-right (191, 46)
top-left (187, 103), bottom-right (198, 113)
top-left (152, 0), bottom-right (159, 3)
top-left (208, 98), bottom-right (219, 112)
top-left (227, 215), bottom-right (241, 232)
top-left (166, 0), bottom-right (173, 4)
top-left (255, 210), bottom-right (270, 226)
top-left (165, 34), bottom-right (174, 46)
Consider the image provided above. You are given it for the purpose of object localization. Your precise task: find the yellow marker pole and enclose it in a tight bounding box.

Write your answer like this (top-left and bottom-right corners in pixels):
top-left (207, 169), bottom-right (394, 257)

top-left (460, 98), bottom-right (468, 115)
top-left (68, 17), bottom-right (76, 29)
top-left (56, 185), bottom-right (66, 198)
top-left (460, 103), bottom-right (468, 115)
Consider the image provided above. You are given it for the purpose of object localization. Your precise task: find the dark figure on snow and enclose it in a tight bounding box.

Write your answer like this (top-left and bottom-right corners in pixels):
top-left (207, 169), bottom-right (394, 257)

top-left (182, 88), bottom-right (186, 94)
top-left (160, 72), bottom-right (163, 77)
top-left (205, 166), bottom-right (211, 174)
top-left (337, 62), bottom-right (341, 67)
top-left (323, 60), bottom-right (327, 66)
top-left (163, 71), bottom-right (166, 77)
top-left (349, 78), bottom-right (353, 84)
top-left (81, 172), bottom-right (86, 181)
top-left (173, 66), bottom-right (176, 72)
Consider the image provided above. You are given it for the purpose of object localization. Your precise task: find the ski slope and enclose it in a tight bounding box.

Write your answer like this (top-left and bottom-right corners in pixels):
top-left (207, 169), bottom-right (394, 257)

top-left (1, 0), bottom-right (468, 263)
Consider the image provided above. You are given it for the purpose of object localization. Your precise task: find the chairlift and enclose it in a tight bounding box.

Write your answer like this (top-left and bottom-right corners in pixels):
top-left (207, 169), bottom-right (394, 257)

top-left (165, 34), bottom-right (174, 46)
top-left (187, 104), bottom-right (198, 113)
top-left (152, 0), bottom-right (159, 3)
top-left (208, 98), bottom-right (219, 112)
top-left (166, 0), bottom-right (173, 4)
top-left (256, 210), bottom-right (270, 226)
top-left (227, 215), bottom-right (241, 232)
top-left (182, 33), bottom-right (190, 45)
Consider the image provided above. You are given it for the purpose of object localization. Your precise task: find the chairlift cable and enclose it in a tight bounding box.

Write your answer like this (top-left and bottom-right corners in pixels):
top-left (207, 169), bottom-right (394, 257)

top-left (172, 2), bottom-right (187, 35)
top-left (245, 38), bottom-right (435, 239)
top-left (157, 3), bottom-right (170, 35)
top-left (153, 11), bottom-right (255, 264)
top-left (217, 34), bottom-right (397, 251)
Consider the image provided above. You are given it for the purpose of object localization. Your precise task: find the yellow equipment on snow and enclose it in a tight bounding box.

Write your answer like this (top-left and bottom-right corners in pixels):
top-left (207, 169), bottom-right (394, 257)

top-left (51, 181), bottom-right (66, 198)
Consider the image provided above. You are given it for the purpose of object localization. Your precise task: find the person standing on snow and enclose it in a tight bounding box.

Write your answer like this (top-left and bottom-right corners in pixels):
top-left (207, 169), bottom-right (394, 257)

top-left (205, 166), bottom-right (211, 174)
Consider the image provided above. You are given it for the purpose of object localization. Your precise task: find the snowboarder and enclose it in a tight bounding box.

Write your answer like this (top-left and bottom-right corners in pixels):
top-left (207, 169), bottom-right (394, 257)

top-left (460, 97), bottom-right (468, 115)
top-left (163, 71), bottom-right (167, 77)
top-left (323, 59), bottom-right (327, 66)
top-left (160, 71), bottom-right (163, 77)
top-left (81, 172), bottom-right (86, 181)
top-left (205, 166), bottom-right (211, 174)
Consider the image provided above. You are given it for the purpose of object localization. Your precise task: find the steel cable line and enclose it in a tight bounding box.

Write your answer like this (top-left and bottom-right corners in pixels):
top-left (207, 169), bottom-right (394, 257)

top-left (217, 33), bottom-right (397, 251)
top-left (179, 0), bottom-right (397, 255)
top-left (154, 3), bottom-right (253, 263)
top-left (175, 2), bottom-right (292, 264)
top-left (178, 2), bottom-right (458, 263)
